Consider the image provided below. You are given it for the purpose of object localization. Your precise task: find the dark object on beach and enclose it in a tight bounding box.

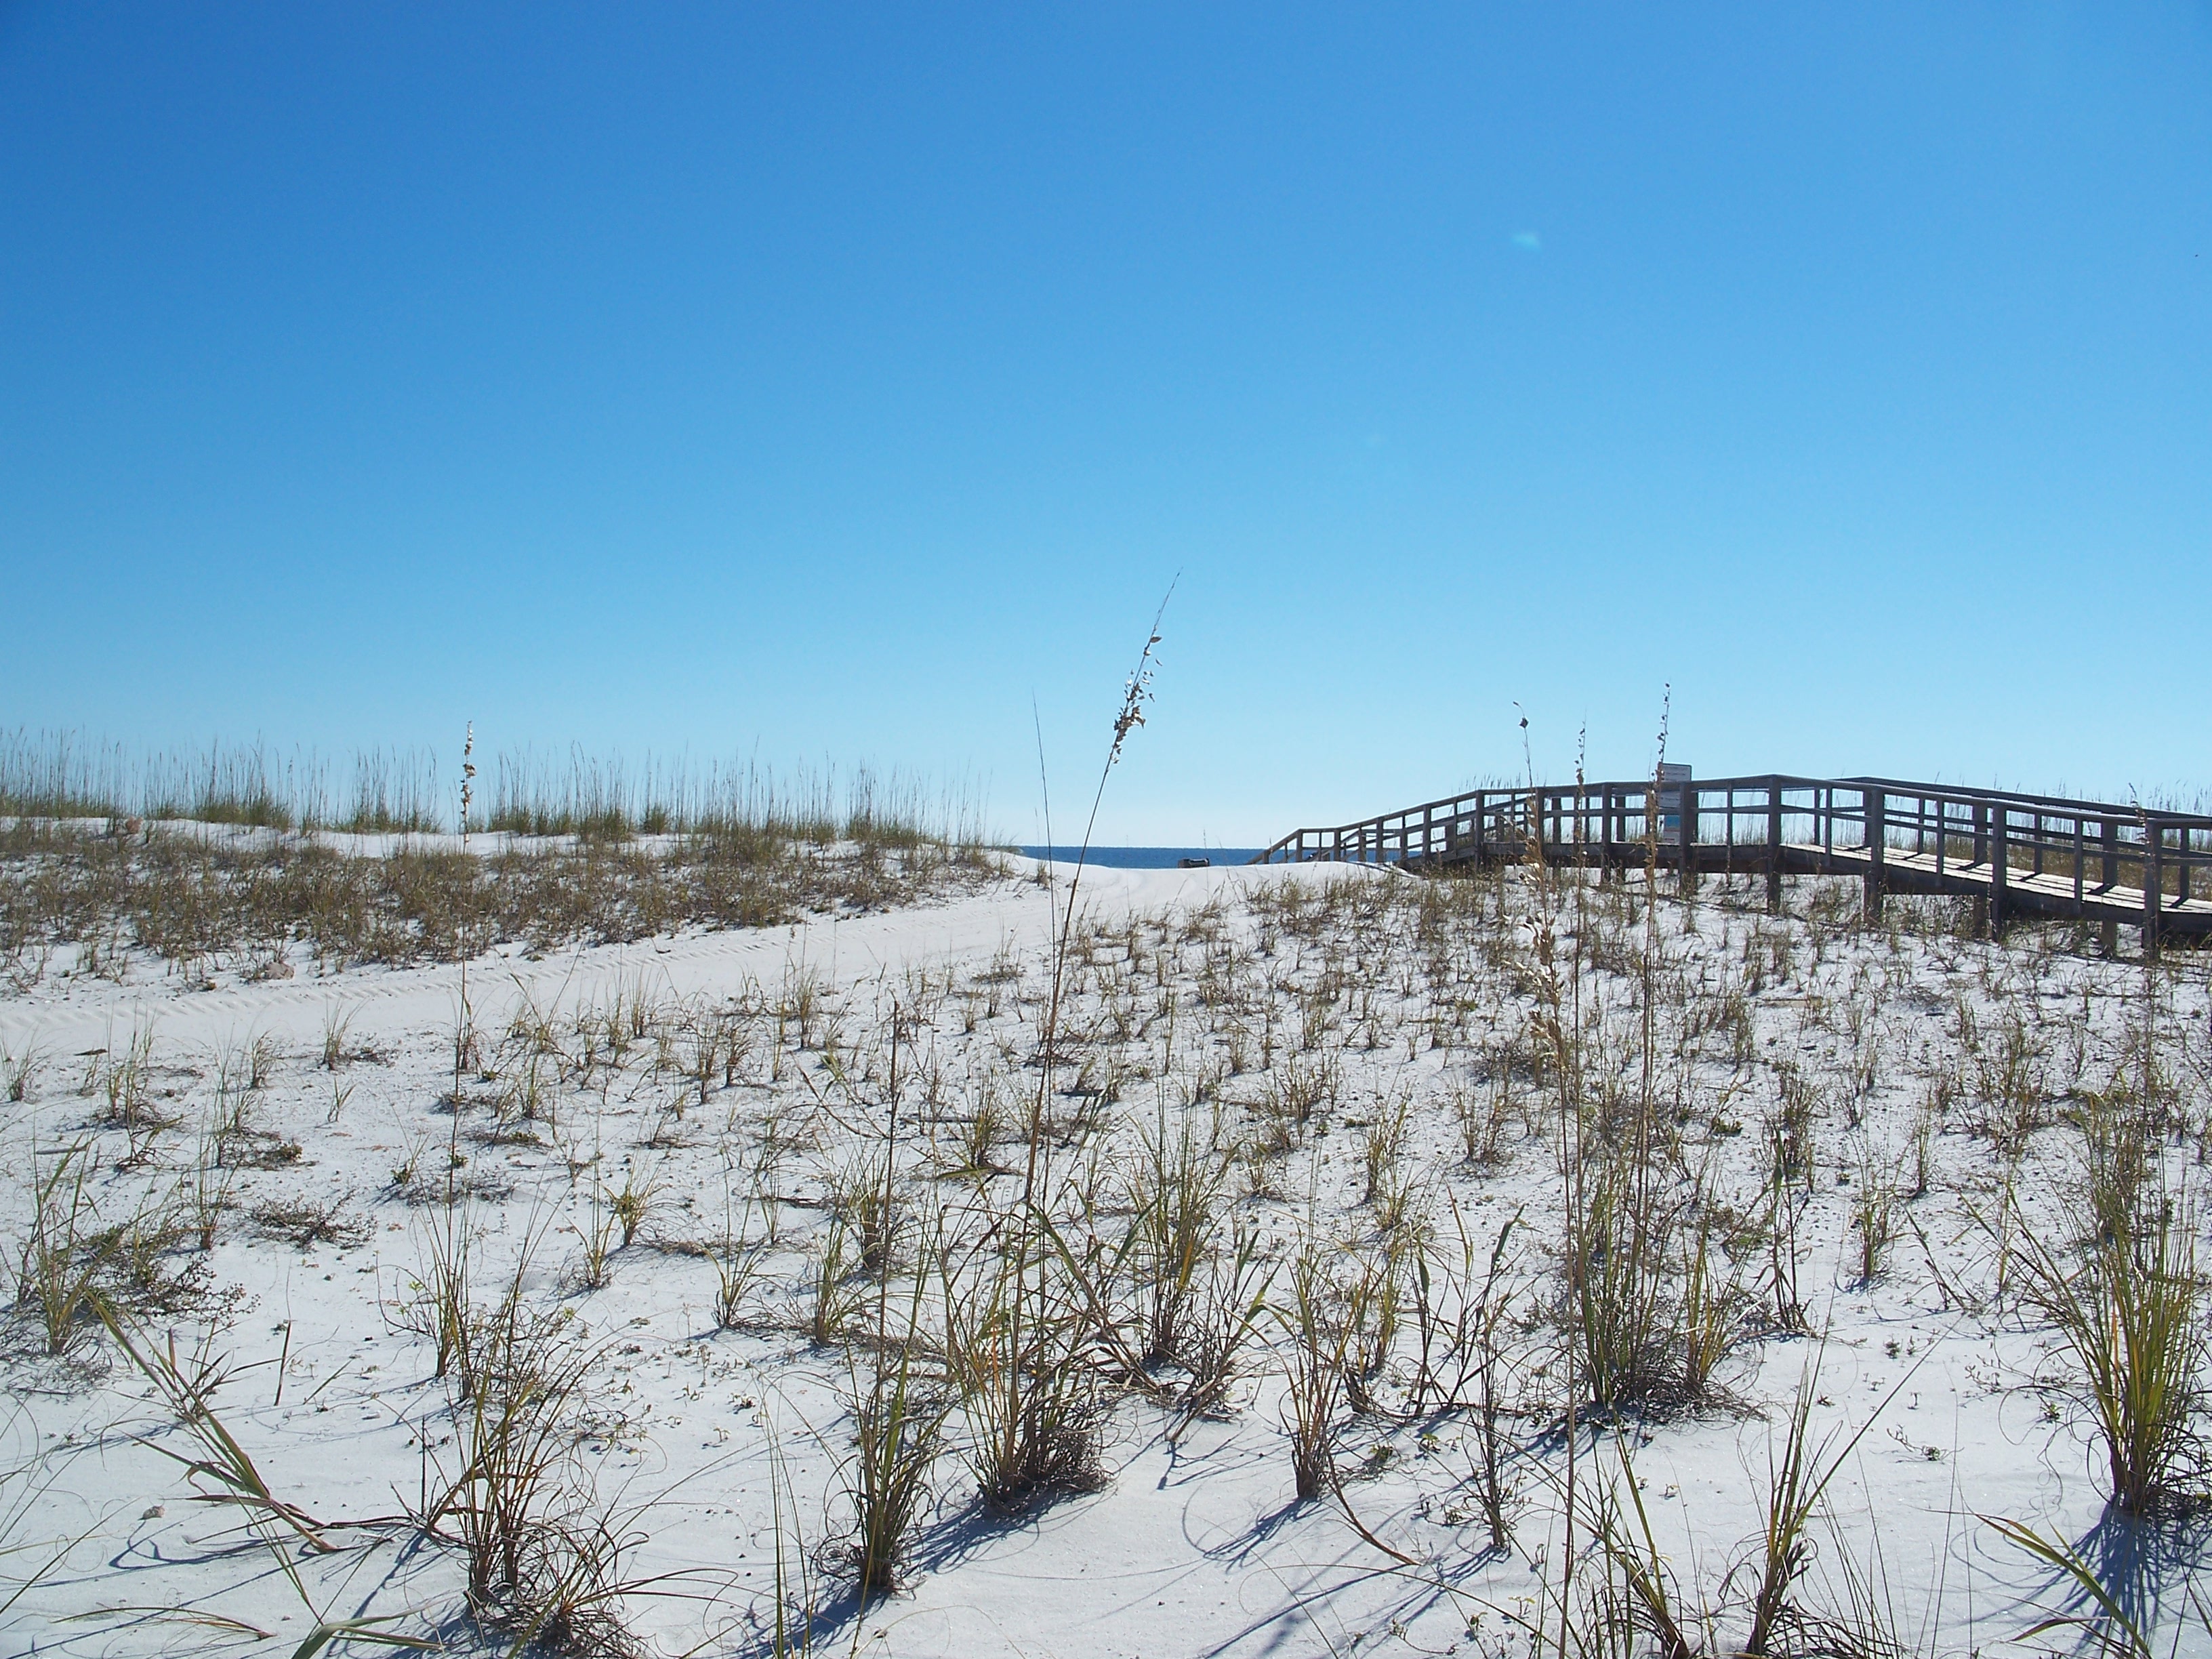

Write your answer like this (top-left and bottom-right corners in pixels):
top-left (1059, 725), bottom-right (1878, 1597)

top-left (1179, 856), bottom-right (1210, 869)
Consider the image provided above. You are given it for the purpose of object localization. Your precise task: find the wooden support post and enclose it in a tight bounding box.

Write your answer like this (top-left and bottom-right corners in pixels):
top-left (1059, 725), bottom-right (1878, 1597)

top-left (1679, 774), bottom-right (1698, 897)
top-left (1766, 779), bottom-right (1784, 914)
top-left (2144, 826), bottom-right (2163, 962)
top-left (2098, 817), bottom-right (2119, 955)
top-left (1863, 788), bottom-right (1885, 922)
top-left (1988, 809), bottom-right (2008, 939)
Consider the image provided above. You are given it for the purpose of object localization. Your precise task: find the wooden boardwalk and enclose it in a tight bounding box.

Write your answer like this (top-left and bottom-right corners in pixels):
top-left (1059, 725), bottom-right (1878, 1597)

top-left (1255, 773), bottom-right (2212, 953)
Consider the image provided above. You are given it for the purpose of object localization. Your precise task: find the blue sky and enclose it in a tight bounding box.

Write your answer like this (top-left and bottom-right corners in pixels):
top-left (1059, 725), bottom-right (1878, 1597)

top-left (3, 4), bottom-right (2207, 842)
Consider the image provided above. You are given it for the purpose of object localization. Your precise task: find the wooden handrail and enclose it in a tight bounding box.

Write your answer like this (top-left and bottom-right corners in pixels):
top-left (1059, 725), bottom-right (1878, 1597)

top-left (1254, 773), bottom-right (2212, 876)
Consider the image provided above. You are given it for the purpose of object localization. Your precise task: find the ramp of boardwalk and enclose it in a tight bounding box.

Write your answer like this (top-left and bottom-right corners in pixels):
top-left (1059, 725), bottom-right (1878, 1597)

top-left (1255, 774), bottom-right (2212, 953)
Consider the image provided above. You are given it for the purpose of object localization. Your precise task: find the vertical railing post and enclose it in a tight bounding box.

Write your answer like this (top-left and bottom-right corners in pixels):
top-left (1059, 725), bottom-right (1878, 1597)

top-left (1989, 808), bottom-right (2009, 939)
top-left (1766, 779), bottom-right (1784, 914)
top-left (1863, 787), bottom-right (1885, 922)
top-left (1680, 779), bottom-right (1698, 896)
top-left (2100, 818), bottom-right (2121, 956)
top-left (2144, 825), bottom-right (2163, 962)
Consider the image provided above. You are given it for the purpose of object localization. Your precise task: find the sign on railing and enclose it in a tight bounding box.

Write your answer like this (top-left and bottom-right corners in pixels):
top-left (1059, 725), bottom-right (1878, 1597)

top-left (1657, 764), bottom-right (1690, 846)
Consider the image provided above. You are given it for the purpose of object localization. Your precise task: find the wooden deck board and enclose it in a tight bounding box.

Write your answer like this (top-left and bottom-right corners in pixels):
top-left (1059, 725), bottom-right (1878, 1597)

top-left (1811, 844), bottom-right (2211, 920)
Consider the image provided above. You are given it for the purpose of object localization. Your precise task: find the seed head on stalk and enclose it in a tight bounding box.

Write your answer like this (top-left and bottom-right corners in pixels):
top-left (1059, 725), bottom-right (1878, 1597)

top-left (459, 722), bottom-right (476, 845)
top-left (1027, 580), bottom-right (1175, 1201)
top-left (1109, 620), bottom-right (1164, 769)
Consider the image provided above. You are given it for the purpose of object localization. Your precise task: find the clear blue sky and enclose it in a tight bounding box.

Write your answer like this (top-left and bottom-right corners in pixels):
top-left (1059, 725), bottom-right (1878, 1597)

top-left (3, 4), bottom-right (2207, 842)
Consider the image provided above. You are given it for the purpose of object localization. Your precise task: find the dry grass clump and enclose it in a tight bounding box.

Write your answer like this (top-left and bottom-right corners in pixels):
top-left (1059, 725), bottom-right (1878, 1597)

top-left (2009, 1101), bottom-right (2209, 1515)
top-left (1278, 1235), bottom-right (1361, 1501)
top-left (0, 817), bottom-right (998, 985)
top-left (425, 1270), bottom-right (633, 1652)
top-left (248, 1193), bottom-right (369, 1251)
top-left (0, 739), bottom-right (1000, 989)
top-left (12, 1142), bottom-right (110, 1357)
top-left (941, 1214), bottom-right (1111, 1513)
top-left (1542, 1364), bottom-right (1907, 1659)
top-left (1, 729), bottom-right (980, 845)
top-left (382, 1215), bottom-right (699, 1653)
top-left (0, 731), bottom-right (314, 830)
top-left (7, 1141), bottom-right (227, 1358)
top-left (840, 1185), bottom-right (951, 1599)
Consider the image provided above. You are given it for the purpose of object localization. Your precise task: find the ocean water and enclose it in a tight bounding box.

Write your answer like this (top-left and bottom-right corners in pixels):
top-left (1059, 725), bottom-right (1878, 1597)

top-left (1018, 846), bottom-right (1265, 869)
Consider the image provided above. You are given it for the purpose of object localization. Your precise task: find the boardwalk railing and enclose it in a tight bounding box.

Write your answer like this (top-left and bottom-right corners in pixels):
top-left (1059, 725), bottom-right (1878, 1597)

top-left (1254, 774), bottom-right (2212, 952)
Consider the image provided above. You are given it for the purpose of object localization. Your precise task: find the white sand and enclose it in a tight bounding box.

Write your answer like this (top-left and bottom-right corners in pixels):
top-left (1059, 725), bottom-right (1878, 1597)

top-left (1, 857), bottom-right (2205, 1658)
